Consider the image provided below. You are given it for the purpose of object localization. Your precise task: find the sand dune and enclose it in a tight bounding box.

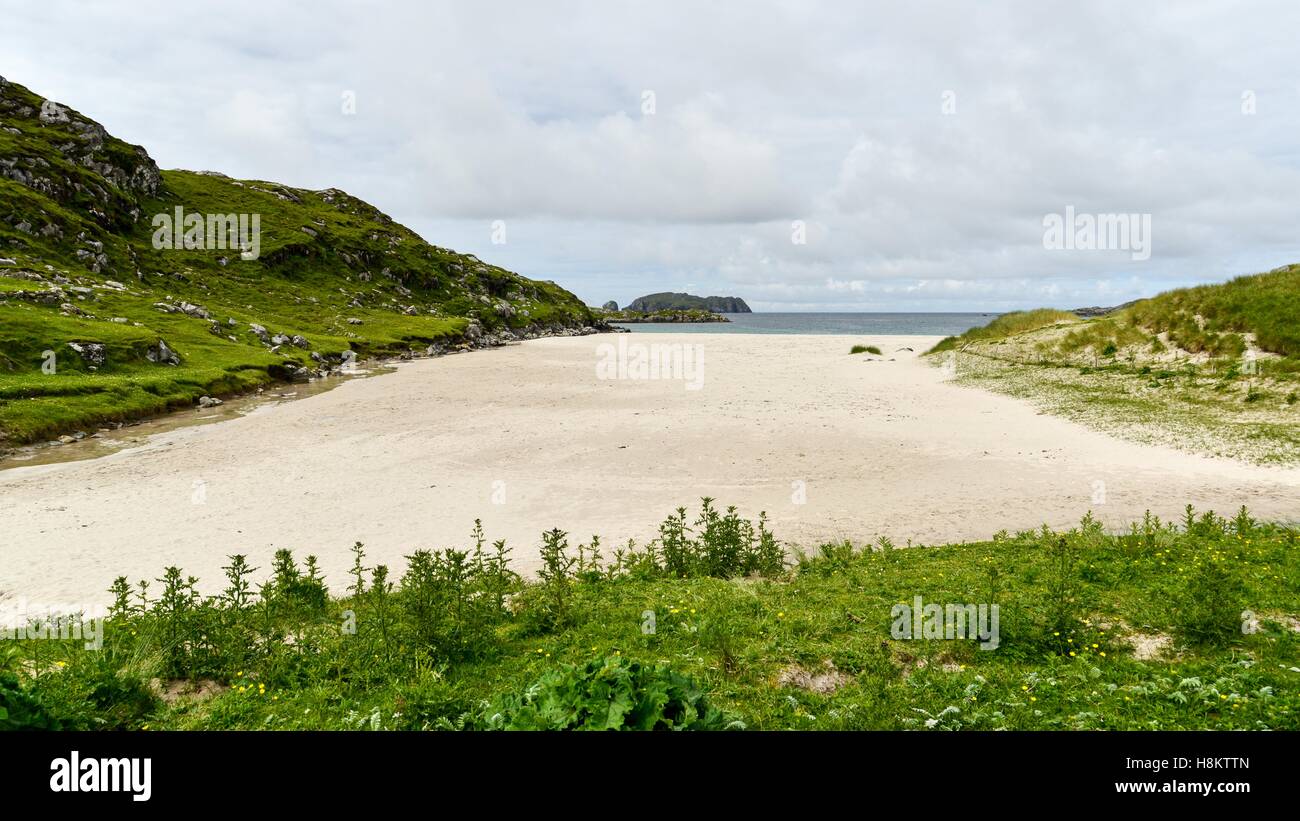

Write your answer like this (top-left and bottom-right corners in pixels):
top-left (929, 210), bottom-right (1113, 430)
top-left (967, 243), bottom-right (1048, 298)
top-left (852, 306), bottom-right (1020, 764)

top-left (2, 333), bottom-right (1297, 609)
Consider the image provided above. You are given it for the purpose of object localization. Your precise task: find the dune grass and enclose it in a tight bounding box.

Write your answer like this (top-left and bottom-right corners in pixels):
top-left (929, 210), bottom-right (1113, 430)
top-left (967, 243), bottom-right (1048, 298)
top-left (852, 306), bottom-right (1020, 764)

top-left (850, 344), bottom-right (882, 355)
top-left (1125, 264), bottom-right (1300, 358)
top-left (923, 266), bottom-right (1300, 463)
top-left (928, 309), bottom-right (1079, 354)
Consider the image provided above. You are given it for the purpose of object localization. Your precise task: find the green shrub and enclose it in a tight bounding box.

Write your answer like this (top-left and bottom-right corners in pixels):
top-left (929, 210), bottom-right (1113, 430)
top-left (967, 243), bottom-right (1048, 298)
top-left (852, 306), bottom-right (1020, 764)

top-left (0, 670), bottom-right (63, 730)
top-left (470, 655), bottom-right (742, 730)
top-left (1042, 534), bottom-right (1086, 653)
top-left (655, 499), bottom-right (784, 579)
top-left (1175, 555), bottom-right (1247, 647)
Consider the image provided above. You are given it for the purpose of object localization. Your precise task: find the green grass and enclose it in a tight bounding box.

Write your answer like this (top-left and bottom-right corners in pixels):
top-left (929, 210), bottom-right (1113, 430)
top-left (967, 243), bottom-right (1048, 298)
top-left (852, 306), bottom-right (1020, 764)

top-left (850, 344), bottom-right (882, 355)
top-left (922, 266), bottom-right (1300, 463)
top-left (928, 309), bottom-right (1078, 354)
top-left (943, 354), bottom-right (1300, 464)
top-left (5, 501), bottom-right (1296, 731)
top-left (0, 275), bottom-right (41, 293)
top-left (1126, 264), bottom-right (1300, 358)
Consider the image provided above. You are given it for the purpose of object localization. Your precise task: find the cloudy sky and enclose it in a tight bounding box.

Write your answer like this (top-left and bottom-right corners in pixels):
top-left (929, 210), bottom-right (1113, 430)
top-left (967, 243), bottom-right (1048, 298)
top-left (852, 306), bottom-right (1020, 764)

top-left (6, 1), bottom-right (1300, 310)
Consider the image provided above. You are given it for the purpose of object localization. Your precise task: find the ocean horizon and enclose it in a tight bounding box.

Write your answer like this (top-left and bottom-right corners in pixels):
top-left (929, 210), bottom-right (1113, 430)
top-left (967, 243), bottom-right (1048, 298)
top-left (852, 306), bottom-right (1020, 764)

top-left (614, 311), bottom-right (1000, 335)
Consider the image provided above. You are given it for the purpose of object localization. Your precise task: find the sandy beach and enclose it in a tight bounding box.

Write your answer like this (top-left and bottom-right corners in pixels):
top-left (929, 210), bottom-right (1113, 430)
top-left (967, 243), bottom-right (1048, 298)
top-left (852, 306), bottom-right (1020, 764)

top-left (2, 332), bottom-right (1298, 609)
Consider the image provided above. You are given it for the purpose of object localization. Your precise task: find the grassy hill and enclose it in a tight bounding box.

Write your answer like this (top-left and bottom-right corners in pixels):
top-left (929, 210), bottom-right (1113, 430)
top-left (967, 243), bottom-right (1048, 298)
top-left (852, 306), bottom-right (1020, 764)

top-left (0, 76), bottom-right (601, 446)
top-left (925, 264), bottom-right (1300, 463)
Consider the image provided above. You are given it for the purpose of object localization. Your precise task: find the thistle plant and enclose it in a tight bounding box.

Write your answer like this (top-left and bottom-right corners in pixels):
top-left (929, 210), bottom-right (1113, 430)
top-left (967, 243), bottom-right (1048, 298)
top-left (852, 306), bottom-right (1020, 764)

top-left (108, 577), bottom-right (134, 621)
top-left (220, 555), bottom-right (257, 609)
top-left (537, 528), bottom-right (576, 629)
top-left (348, 541), bottom-right (368, 599)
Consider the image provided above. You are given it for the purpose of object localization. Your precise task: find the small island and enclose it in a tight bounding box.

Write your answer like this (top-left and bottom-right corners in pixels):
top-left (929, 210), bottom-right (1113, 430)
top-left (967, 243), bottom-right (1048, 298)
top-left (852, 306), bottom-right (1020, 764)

top-left (597, 292), bottom-right (749, 323)
top-left (625, 292), bottom-right (751, 313)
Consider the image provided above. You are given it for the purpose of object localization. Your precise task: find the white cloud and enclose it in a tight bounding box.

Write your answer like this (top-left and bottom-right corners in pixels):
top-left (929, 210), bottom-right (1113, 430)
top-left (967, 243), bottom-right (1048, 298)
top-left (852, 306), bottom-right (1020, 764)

top-left (5, 0), bottom-right (1300, 310)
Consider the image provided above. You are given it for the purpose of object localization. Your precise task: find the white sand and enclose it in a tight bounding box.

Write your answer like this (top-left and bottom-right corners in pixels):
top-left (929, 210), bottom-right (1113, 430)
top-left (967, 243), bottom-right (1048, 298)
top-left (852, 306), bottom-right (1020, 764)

top-left (2, 333), bottom-right (1297, 609)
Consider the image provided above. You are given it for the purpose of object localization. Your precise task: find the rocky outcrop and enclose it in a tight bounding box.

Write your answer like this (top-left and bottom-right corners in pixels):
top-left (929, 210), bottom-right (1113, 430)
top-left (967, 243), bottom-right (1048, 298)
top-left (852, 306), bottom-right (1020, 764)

top-left (0, 75), bottom-right (162, 234)
top-left (626, 292), bottom-right (751, 313)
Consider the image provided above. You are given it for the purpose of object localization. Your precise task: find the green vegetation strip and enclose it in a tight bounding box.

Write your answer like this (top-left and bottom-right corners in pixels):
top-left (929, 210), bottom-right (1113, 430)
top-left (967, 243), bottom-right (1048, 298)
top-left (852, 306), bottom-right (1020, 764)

top-left (4, 501), bottom-right (1296, 730)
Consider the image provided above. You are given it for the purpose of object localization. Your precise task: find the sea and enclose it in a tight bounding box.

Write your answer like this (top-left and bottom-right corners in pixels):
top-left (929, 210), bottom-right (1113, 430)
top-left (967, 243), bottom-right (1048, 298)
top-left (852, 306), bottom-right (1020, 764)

top-left (613, 312), bottom-right (998, 336)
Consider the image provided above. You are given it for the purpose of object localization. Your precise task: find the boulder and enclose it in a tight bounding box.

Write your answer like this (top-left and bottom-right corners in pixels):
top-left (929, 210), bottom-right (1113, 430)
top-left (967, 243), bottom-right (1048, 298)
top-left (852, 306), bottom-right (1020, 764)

top-left (145, 339), bottom-right (180, 365)
top-left (67, 341), bottom-right (106, 368)
top-left (178, 301), bottom-right (210, 319)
